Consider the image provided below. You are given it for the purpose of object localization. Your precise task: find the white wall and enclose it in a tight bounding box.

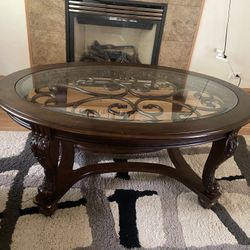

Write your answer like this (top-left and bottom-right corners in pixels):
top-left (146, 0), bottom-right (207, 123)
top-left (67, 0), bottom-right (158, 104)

top-left (190, 0), bottom-right (250, 88)
top-left (0, 0), bottom-right (30, 75)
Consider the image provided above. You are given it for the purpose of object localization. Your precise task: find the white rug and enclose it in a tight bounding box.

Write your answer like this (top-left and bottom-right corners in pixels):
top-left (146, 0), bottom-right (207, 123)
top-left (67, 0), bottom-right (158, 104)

top-left (0, 131), bottom-right (250, 250)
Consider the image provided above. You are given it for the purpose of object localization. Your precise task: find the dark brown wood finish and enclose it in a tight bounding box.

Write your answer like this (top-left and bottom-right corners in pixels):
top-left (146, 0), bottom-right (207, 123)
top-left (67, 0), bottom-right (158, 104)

top-left (0, 62), bottom-right (249, 216)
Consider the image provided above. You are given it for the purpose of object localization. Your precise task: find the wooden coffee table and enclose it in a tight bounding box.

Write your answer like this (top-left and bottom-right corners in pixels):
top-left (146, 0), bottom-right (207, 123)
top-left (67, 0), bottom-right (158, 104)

top-left (0, 63), bottom-right (249, 216)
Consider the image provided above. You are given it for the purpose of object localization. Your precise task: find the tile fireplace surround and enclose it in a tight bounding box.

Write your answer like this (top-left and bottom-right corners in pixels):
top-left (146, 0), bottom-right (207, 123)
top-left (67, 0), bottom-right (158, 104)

top-left (25, 0), bottom-right (204, 69)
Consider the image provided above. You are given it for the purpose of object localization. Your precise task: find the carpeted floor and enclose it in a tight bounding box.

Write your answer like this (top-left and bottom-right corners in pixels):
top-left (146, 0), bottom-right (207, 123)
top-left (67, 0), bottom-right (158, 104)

top-left (0, 131), bottom-right (250, 250)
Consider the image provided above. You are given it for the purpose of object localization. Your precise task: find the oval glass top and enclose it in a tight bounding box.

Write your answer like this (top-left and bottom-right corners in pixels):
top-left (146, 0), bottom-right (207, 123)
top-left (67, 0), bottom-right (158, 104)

top-left (16, 65), bottom-right (238, 123)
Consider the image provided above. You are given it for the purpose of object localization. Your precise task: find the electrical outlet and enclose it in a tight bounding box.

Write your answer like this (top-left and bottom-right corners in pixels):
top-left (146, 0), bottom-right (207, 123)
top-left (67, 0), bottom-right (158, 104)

top-left (228, 72), bottom-right (241, 80)
top-left (216, 55), bottom-right (228, 61)
top-left (215, 49), bottom-right (228, 61)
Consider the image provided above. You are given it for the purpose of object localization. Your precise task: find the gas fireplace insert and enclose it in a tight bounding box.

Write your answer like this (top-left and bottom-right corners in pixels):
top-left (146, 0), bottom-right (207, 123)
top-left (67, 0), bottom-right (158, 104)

top-left (65, 0), bottom-right (167, 65)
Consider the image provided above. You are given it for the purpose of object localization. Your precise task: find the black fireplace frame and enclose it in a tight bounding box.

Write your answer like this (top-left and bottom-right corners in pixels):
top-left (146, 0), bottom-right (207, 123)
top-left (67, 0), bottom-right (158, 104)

top-left (65, 0), bottom-right (167, 65)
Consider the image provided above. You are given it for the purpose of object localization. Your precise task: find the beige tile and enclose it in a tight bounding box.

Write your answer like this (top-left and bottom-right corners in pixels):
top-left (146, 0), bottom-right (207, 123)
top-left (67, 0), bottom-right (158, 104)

top-left (164, 5), bottom-right (201, 42)
top-left (27, 0), bottom-right (65, 32)
top-left (31, 30), bottom-right (66, 65)
top-left (162, 61), bottom-right (189, 69)
top-left (26, 0), bottom-right (66, 65)
top-left (159, 41), bottom-right (192, 69)
top-left (168, 0), bottom-right (203, 7)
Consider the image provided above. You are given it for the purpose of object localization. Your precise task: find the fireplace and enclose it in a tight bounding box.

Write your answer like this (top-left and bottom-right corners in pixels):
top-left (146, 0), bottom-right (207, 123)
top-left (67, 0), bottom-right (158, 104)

top-left (65, 0), bottom-right (167, 65)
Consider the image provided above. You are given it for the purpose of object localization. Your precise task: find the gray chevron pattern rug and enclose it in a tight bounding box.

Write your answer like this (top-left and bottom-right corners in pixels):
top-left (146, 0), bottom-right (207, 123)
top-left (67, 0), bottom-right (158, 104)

top-left (0, 131), bottom-right (250, 250)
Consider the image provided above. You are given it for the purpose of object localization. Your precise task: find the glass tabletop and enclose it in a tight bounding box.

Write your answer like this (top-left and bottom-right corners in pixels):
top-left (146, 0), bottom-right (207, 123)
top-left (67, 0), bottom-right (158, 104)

top-left (15, 65), bottom-right (238, 123)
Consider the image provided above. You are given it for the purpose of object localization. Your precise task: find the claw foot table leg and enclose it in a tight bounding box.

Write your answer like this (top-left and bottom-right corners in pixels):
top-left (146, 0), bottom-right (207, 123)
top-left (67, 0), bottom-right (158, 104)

top-left (31, 127), bottom-right (60, 215)
top-left (31, 126), bottom-right (76, 216)
top-left (200, 131), bottom-right (238, 208)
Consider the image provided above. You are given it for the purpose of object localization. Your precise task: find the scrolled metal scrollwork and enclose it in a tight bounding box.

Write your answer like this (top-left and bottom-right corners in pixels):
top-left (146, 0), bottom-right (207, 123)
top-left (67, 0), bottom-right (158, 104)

top-left (73, 78), bottom-right (129, 97)
top-left (26, 75), bottom-right (229, 123)
top-left (193, 91), bottom-right (225, 112)
top-left (80, 109), bottom-right (101, 118)
top-left (108, 103), bottom-right (135, 117)
top-left (142, 104), bottom-right (164, 115)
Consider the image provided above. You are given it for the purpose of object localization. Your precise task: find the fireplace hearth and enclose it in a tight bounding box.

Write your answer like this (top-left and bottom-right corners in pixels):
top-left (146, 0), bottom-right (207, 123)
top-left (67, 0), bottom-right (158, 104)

top-left (66, 0), bottom-right (167, 65)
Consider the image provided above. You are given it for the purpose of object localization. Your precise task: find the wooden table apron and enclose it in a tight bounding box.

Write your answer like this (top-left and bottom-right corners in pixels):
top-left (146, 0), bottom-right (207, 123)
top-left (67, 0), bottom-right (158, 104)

top-left (0, 63), bottom-right (249, 216)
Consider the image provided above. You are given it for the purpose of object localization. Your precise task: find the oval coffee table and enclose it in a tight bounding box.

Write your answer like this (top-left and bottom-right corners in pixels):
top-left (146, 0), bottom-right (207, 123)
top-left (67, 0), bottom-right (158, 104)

top-left (0, 63), bottom-right (249, 216)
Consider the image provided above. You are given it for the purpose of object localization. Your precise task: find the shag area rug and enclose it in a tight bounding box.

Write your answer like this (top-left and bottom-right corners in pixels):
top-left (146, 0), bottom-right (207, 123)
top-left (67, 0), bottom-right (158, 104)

top-left (0, 132), bottom-right (250, 250)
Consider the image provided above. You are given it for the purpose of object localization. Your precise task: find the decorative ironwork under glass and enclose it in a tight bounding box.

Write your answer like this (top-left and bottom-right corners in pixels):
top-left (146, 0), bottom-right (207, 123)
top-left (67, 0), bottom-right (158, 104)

top-left (16, 65), bottom-right (238, 123)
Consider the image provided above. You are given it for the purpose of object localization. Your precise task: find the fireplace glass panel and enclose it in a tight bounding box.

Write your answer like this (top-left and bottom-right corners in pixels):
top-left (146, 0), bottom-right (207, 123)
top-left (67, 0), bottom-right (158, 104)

top-left (74, 17), bottom-right (157, 64)
top-left (66, 0), bottom-right (167, 65)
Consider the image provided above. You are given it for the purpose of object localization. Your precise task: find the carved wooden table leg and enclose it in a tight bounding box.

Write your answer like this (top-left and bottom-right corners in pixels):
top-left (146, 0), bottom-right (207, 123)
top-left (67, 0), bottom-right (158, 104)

top-left (32, 134), bottom-right (78, 216)
top-left (199, 131), bottom-right (239, 208)
top-left (31, 125), bottom-right (83, 216)
top-left (31, 126), bottom-right (60, 215)
top-left (168, 130), bottom-right (239, 208)
top-left (31, 125), bottom-right (239, 215)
